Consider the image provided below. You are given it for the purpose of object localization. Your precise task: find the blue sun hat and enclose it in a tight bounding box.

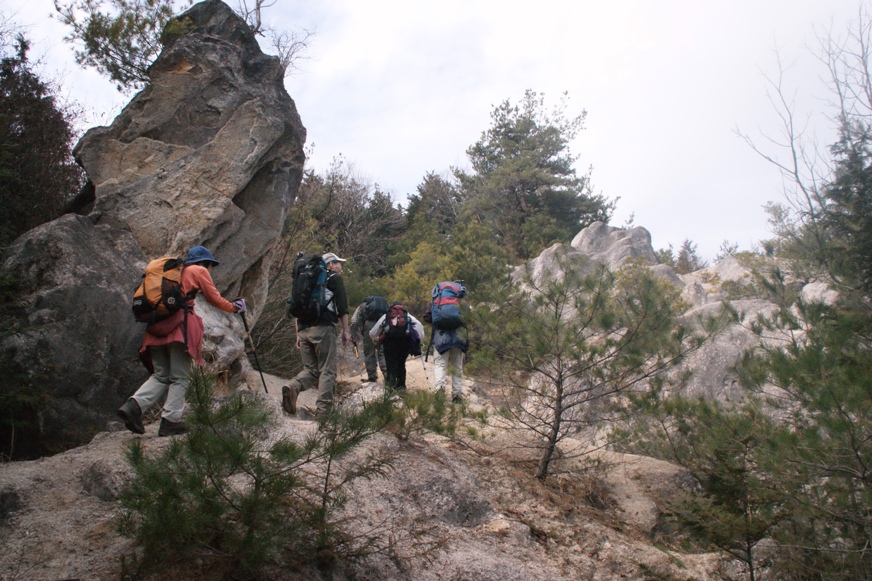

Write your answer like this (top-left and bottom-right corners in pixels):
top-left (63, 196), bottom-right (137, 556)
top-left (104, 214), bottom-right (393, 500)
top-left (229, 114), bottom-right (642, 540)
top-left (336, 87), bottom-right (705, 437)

top-left (185, 246), bottom-right (219, 266)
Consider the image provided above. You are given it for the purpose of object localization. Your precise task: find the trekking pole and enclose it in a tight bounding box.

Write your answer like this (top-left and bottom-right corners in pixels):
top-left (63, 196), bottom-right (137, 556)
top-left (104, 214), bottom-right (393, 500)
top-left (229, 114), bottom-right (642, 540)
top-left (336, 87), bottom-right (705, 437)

top-left (418, 353), bottom-right (429, 382)
top-left (240, 311), bottom-right (268, 394)
top-left (353, 341), bottom-right (360, 359)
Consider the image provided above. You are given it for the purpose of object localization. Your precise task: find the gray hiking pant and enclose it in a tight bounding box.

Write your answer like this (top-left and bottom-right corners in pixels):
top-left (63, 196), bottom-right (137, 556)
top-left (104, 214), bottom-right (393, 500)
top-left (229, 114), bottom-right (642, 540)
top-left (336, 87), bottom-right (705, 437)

top-left (362, 319), bottom-right (387, 379)
top-left (290, 324), bottom-right (338, 414)
top-left (132, 342), bottom-right (192, 423)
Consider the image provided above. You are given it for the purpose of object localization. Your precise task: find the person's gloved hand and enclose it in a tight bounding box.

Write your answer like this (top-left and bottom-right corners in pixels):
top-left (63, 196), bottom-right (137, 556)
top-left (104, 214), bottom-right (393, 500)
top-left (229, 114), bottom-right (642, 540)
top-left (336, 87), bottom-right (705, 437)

top-left (233, 298), bottom-right (246, 313)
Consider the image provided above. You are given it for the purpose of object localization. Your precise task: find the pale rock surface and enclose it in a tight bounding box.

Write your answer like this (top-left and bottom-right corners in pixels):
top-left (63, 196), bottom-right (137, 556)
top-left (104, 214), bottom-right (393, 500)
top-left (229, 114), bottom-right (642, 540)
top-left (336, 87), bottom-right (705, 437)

top-left (678, 255), bottom-right (755, 308)
top-left (0, 368), bottom-right (721, 581)
top-left (519, 222), bottom-right (679, 291)
top-left (520, 225), bottom-right (811, 404)
top-left (801, 280), bottom-right (840, 305)
top-left (570, 222), bottom-right (659, 269)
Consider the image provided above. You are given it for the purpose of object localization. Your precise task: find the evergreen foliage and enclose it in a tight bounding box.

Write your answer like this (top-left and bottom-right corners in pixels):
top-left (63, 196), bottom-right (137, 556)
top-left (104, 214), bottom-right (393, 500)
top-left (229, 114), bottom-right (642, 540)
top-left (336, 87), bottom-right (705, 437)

top-left (623, 10), bottom-right (872, 577)
top-left (736, 288), bottom-right (872, 577)
top-left (53, 0), bottom-right (190, 92)
top-left (472, 254), bottom-right (725, 480)
top-left (0, 34), bottom-right (84, 247)
top-left (386, 389), bottom-right (485, 442)
top-left (119, 369), bottom-right (397, 577)
top-left (821, 120), bottom-right (872, 293)
top-left (457, 90), bottom-right (614, 259)
top-left (674, 238), bottom-right (707, 274)
top-left (619, 396), bottom-right (797, 581)
top-left (404, 171), bottom-right (464, 245)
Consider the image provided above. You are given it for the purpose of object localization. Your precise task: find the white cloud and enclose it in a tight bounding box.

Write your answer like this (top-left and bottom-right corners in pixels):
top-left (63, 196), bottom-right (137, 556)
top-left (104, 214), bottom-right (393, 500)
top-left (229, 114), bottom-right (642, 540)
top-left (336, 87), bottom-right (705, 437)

top-left (7, 0), bottom-right (857, 259)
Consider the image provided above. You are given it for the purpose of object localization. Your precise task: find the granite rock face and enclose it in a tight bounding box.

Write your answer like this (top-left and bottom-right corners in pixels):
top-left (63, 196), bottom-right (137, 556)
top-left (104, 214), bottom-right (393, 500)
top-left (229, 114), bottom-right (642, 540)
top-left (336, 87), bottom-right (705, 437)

top-left (0, 0), bottom-right (305, 457)
top-left (75, 0), bottom-right (305, 307)
top-left (570, 222), bottom-right (658, 270)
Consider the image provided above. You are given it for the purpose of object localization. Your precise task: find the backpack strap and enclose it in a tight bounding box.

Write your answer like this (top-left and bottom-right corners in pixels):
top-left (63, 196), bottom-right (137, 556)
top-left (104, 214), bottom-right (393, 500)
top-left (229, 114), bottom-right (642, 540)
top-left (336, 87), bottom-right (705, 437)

top-left (324, 271), bottom-right (337, 309)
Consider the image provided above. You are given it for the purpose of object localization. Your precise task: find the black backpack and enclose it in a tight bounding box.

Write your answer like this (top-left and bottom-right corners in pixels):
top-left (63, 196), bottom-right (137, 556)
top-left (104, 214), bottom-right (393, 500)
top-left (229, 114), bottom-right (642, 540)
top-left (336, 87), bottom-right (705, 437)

top-left (286, 253), bottom-right (329, 324)
top-left (363, 295), bottom-right (389, 321)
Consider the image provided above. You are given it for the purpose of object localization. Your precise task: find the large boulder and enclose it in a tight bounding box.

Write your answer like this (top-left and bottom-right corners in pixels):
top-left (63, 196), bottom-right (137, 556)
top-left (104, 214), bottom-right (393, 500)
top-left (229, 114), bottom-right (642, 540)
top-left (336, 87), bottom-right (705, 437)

top-left (75, 0), bottom-right (305, 307)
top-left (0, 0), bottom-right (305, 457)
top-left (517, 222), bottom-right (677, 290)
top-left (570, 222), bottom-right (659, 270)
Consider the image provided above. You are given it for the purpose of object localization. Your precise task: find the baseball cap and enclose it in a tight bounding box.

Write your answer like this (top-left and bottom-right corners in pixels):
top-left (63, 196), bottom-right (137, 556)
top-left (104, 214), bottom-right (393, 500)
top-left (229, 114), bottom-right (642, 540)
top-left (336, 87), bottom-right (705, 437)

top-left (322, 252), bottom-right (346, 264)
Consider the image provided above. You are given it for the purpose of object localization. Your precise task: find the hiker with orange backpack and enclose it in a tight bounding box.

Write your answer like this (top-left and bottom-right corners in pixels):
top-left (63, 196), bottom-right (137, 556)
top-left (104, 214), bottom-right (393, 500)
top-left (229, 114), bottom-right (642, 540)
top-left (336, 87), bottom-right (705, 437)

top-left (369, 302), bottom-right (424, 391)
top-left (118, 246), bottom-right (245, 437)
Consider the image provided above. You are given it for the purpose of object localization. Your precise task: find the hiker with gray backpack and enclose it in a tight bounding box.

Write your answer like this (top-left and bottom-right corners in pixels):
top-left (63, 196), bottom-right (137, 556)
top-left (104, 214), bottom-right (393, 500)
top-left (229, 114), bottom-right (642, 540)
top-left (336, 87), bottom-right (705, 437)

top-left (119, 246), bottom-right (246, 437)
top-left (427, 281), bottom-right (469, 402)
top-left (350, 295), bottom-right (389, 382)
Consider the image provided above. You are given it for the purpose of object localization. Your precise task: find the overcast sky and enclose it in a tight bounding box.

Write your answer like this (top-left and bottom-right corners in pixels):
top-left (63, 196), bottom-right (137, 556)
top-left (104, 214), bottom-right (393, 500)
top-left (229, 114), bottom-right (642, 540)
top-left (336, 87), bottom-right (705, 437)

top-left (8, 0), bottom-right (862, 260)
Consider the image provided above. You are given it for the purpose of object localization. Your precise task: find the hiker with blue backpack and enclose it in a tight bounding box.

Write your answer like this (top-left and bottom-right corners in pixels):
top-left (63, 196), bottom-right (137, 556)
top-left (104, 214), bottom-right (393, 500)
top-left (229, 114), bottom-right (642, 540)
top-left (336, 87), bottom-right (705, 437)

top-left (368, 302), bottom-right (424, 391)
top-left (350, 295), bottom-right (389, 383)
top-left (428, 281), bottom-right (469, 403)
top-left (282, 252), bottom-right (351, 417)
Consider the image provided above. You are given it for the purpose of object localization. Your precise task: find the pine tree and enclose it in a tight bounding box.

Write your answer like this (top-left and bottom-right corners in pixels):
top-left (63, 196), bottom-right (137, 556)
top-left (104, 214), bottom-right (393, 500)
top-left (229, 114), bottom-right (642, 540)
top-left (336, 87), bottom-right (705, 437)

top-left (473, 254), bottom-right (722, 480)
top-left (621, 395), bottom-right (798, 581)
top-left (457, 91), bottom-right (613, 259)
top-left (119, 370), bottom-right (396, 577)
top-left (0, 34), bottom-right (84, 247)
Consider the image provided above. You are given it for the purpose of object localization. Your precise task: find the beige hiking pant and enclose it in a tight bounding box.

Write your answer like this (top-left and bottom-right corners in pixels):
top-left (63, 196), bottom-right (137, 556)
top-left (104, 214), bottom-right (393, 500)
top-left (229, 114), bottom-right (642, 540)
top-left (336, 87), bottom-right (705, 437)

top-left (290, 324), bottom-right (338, 414)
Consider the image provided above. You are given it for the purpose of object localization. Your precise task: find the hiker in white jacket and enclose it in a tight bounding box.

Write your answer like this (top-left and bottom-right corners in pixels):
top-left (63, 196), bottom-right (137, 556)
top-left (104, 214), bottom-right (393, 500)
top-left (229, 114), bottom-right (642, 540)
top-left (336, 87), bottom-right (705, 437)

top-left (369, 304), bottom-right (425, 390)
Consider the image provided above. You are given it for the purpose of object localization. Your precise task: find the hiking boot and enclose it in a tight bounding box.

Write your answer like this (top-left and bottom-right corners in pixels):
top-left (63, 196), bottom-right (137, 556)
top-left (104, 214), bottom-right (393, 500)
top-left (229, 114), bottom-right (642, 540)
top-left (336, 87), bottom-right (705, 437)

top-left (117, 398), bottom-right (144, 434)
top-left (361, 376), bottom-right (378, 383)
top-left (158, 418), bottom-right (187, 437)
top-left (282, 385), bottom-right (299, 414)
top-left (452, 394), bottom-right (463, 404)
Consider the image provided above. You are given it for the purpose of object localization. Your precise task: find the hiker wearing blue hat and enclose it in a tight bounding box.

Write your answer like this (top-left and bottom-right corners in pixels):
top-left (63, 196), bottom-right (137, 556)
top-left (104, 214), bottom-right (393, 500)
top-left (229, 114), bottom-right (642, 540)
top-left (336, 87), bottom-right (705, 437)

top-left (118, 246), bottom-right (245, 437)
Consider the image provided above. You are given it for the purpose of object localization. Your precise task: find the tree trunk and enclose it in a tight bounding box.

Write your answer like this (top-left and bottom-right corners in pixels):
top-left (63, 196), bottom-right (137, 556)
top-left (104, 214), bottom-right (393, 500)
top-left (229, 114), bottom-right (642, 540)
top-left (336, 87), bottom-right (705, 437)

top-left (537, 378), bottom-right (564, 480)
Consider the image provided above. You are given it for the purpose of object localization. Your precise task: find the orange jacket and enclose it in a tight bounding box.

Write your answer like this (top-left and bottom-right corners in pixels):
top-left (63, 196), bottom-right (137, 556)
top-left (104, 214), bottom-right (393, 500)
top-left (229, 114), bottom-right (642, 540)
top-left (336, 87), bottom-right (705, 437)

top-left (139, 264), bottom-right (236, 371)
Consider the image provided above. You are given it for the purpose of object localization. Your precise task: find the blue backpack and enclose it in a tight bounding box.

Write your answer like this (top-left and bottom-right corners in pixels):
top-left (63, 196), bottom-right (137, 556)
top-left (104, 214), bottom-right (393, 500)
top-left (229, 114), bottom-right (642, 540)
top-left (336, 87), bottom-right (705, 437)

top-left (430, 281), bottom-right (466, 330)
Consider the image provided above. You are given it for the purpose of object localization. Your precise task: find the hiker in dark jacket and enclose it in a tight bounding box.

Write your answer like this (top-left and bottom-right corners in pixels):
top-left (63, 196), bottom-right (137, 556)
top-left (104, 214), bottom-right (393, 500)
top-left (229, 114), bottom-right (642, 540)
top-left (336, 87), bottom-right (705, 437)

top-left (350, 298), bottom-right (388, 382)
top-left (118, 246), bottom-right (245, 437)
top-left (369, 304), bottom-right (424, 390)
top-left (433, 326), bottom-right (468, 402)
top-left (282, 252), bottom-right (351, 417)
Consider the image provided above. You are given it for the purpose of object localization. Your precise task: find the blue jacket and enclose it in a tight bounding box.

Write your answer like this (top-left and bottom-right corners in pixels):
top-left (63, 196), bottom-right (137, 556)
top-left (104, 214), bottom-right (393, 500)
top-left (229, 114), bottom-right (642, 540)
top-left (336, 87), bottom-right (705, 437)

top-left (433, 326), bottom-right (468, 354)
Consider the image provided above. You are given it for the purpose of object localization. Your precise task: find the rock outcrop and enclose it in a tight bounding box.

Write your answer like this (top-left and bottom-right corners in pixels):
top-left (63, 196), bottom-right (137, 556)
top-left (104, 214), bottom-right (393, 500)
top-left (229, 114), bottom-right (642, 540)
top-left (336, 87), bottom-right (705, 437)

top-left (518, 222), bottom-right (669, 289)
top-left (516, 221), bottom-right (826, 404)
top-left (0, 0), bottom-right (305, 457)
top-left (570, 222), bottom-right (659, 269)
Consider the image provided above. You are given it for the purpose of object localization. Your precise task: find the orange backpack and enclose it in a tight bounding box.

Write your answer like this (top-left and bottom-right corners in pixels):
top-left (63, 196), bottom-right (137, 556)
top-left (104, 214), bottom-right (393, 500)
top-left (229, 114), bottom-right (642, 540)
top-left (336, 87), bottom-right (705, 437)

top-left (131, 257), bottom-right (187, 323)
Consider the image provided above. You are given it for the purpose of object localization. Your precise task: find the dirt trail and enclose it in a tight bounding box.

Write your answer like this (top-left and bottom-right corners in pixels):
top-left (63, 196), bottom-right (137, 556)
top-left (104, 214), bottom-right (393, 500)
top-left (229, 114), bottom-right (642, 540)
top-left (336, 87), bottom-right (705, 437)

top-left (248, 344), bottom-right (445, 412)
